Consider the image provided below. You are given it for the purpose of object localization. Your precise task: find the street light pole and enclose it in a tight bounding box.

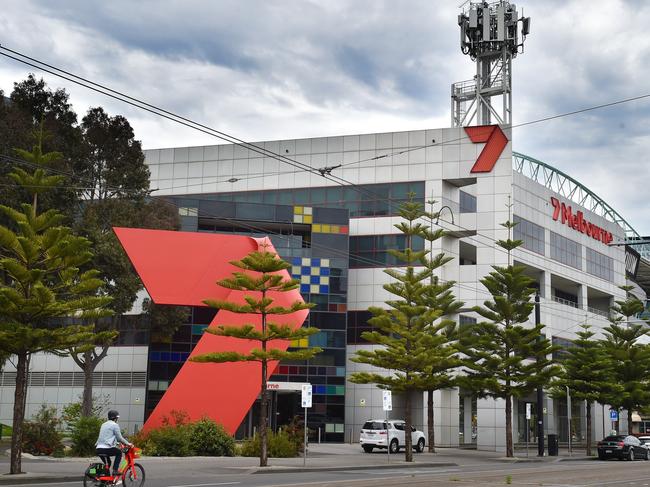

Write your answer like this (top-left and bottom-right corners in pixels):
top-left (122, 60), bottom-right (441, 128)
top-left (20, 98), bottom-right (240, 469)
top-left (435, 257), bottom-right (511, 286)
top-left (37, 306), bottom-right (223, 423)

top-left (536, 292), bottom-right (545, 456)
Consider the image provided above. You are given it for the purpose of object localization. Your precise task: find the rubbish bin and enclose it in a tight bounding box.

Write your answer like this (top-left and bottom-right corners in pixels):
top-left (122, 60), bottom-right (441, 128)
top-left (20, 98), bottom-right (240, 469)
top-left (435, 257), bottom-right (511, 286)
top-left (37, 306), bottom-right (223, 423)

top-left (548, 434), bottom-right (559, 456)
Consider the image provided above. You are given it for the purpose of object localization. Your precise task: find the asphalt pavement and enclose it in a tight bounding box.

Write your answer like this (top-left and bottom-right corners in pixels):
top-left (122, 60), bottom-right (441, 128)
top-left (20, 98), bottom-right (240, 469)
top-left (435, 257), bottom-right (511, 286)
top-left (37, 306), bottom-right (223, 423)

top-left (0, 443), bottom-right (602, 486)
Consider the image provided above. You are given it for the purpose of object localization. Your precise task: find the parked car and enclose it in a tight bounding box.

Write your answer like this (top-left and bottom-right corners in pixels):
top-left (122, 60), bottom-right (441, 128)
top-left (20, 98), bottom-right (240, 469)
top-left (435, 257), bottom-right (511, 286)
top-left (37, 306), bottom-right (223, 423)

top-left (597, 435), bottom-right (650, 460)
top-left (359, 419), bottom-right (426, 453)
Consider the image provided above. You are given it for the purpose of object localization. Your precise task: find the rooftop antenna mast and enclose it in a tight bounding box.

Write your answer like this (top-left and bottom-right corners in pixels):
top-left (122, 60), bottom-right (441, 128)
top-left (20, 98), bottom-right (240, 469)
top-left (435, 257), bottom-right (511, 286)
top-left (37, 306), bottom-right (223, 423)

top-left (452, 1), bottom-right (530, 127)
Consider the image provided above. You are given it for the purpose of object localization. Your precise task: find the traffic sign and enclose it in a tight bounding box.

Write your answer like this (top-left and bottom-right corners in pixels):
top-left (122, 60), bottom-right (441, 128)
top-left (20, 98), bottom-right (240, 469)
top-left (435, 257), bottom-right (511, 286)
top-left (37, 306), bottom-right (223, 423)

top-left (301, 384), bottom-right (312, 408)
top-left (526, 403), bottom-right (532, 420)
top-left (382, 390), bottom-right (392, 411)
top-left (610, 410), bottom-right (618, 421)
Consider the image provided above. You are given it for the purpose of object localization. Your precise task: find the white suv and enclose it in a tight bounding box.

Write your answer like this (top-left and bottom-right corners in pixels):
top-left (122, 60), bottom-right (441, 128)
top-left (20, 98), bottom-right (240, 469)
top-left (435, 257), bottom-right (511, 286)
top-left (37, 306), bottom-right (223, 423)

top-left (360, 419), bottom-right (426, 453)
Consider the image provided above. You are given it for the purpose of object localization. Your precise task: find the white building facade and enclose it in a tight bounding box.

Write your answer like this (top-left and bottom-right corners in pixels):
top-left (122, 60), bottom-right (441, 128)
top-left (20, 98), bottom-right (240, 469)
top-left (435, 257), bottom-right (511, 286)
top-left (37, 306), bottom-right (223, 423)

top-left (140, 124), bottom-right (640, 451)
top-left (1, 124), bottom-right (641, 449)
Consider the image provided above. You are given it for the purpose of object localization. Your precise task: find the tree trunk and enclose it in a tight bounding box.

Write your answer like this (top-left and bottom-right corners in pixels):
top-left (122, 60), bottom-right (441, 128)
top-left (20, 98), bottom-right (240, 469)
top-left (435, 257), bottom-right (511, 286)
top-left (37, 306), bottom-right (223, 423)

top-left (505, 394), bottom-right (513, 457)
top-left (10, 352), bottom-right (29, 474)
top-left (586, 401), bottom-right (592, 457)
top-left (81, 352), bottom-right (94, 417)
top-left (627, 408), bottom-right (633, 435)
top-left (259, 358), bottom-right (268, 467)
top-left (404, 390), bottom-right (413, 462)
top-left (427, 389), bottom-right (435, 453)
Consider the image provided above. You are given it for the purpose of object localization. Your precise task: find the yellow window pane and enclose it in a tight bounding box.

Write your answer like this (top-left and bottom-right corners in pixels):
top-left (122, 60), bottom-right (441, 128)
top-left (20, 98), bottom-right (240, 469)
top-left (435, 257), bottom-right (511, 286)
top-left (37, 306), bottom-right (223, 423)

top-left (312, 224), bottom-right (322, 232)
top-left (294, 206), bottom-right (303, 214)
top-left (303, 215), bottom-right (313, 224)
top-left (322, 224), bottom-right (331, 233)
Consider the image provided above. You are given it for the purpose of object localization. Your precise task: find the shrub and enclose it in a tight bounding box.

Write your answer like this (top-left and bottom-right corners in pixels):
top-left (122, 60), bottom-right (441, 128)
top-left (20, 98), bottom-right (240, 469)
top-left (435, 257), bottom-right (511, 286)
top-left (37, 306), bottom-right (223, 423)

top-left (22, 405), bottom-right (64, 456)
top-left (134, 411), bottom-right (235, 457)
top-left (284, 415), bottom-right (305, 452)
top-left (69, 415), bottom-right (103, 456)
top-left (239, 429), bottom-right (299, 458)
top-left (190, 418), bottom-right (235, 456)
top-left (142, 425), bottom-right (192, 456)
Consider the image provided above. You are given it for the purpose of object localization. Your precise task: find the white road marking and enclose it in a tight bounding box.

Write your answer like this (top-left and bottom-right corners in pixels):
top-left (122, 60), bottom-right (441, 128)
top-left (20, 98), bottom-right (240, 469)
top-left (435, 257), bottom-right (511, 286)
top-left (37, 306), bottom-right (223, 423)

top-left (168, 483), bottom-right (240, 487)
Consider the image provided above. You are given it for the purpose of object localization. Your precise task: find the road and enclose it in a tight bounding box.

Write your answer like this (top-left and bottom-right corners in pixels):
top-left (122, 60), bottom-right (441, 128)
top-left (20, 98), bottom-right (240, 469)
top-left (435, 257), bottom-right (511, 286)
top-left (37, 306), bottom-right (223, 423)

top-left (3, 458), bottom-right (650, 487)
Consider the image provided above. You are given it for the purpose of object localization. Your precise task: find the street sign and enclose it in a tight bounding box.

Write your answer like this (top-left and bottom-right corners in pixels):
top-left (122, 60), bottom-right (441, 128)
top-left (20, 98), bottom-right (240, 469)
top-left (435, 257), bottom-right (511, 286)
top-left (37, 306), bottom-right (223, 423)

top-left (382, 390), bottom-right (392, 411)
top-left (268, 381), bottom-right (309, 391)
top-left (526, 403), bottom-right (532, 420)
top-left (610, 410), bottom-right (618, 421)
top-left (301, 384), bottom-right (312, 408)
top-left (360, 398), bottom-right (366, 406)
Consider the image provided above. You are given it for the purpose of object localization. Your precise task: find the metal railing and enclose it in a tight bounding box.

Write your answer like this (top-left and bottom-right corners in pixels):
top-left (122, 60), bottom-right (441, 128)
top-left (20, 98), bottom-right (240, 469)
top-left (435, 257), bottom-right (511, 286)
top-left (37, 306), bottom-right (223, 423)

top-left (552, 296), bottom-right (578, 308)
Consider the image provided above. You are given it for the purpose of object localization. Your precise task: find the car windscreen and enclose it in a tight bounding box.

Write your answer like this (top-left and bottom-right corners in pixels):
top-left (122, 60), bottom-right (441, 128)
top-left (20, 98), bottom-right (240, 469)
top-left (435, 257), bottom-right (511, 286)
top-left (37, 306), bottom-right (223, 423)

top-left (363, 421), bottom-right (387, 430)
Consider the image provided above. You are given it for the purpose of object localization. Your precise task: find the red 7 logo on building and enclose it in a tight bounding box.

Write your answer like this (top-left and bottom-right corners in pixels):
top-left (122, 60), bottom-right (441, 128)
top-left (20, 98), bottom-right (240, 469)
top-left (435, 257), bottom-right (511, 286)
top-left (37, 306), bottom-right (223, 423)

top-left (464, 125), bottom-right (509, 173)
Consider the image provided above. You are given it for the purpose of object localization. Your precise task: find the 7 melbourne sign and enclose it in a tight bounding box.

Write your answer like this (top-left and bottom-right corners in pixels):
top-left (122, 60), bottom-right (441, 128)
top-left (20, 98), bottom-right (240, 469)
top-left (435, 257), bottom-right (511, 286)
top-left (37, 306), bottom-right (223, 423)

top-left (550, 197), bottom-right (613, 245)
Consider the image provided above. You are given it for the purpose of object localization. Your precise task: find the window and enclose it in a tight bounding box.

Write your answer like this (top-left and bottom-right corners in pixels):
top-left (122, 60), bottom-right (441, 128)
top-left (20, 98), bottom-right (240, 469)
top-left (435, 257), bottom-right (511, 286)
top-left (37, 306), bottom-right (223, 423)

top-left (347, 311), bottom-right (375, 344)
top-left (171, 182), bottom-right (425, 218)
top-left (550, 231), bottom-right (582, 270)
top-left (552, 336), bottom-right (576, 361)
top-left (349, 234), bottom-right (425, 268)
top-left (459, 190), bottom-right (477, 213)
top-left (586, 248), bottom-right (614, 281)
top-left (458, 315), bottom-right (477, 328)
top-left (513, 215), bottom-right (545, 256)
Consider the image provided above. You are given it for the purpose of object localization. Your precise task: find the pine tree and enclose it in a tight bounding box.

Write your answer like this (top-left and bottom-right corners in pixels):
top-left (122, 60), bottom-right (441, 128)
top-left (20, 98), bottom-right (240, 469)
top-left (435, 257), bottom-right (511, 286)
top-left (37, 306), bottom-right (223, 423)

top-left (600, 286), bottom-right (650, 434)
top-left (0, 127), bottom-right (111, 474)
top-left (549, 324), bottom-right (617, 456)
top-left (421, 200), bottom-right (463, 453)
top-left (189, 242), bottom-right (320, 467)
top-left (460, 217), bottom-right (557, 457)
top-left (350, 198), bottom-right (460, 462)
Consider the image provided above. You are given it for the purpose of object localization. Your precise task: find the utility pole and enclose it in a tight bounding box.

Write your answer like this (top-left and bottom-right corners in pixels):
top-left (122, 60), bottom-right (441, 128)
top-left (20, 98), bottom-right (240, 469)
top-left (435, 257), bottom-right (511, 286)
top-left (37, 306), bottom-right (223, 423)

top-left (536, 292), bottom-right (545, 456)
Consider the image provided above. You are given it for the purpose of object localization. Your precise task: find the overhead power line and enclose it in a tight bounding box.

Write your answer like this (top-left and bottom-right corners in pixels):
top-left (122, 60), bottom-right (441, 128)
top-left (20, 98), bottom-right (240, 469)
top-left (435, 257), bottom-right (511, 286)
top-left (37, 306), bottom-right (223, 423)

top-left (0, 44), bottom-right (638, 286)
top-left (0, 151), bottom-right (622, 322)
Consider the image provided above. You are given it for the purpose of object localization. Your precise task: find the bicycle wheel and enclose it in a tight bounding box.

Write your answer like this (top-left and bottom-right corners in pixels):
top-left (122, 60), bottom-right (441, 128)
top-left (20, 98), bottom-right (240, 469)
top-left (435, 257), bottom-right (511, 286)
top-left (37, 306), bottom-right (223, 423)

top-left (123, 463), bottom-right (145, 487)
top-left (82, 467), bottom-right (103, 487)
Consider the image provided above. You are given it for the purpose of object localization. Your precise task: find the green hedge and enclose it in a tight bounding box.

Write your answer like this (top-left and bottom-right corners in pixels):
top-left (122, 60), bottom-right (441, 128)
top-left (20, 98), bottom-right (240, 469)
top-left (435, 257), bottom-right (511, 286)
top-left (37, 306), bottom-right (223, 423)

top-left (239, 429), bottom-right (300, 458)
top-left (134, 415), bottom-right (234, 457)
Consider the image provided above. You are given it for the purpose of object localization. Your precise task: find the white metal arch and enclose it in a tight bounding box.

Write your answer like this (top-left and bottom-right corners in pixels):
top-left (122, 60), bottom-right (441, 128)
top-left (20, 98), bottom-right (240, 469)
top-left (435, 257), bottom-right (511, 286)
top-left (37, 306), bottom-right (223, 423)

top-left (512, 151), bottom-right (650, 258)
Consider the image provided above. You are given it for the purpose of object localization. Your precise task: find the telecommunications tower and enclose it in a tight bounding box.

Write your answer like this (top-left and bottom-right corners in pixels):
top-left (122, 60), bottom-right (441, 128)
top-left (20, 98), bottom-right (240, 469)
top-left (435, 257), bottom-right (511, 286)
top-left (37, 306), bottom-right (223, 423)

top-left (452, 1), bottom-right (530, 127)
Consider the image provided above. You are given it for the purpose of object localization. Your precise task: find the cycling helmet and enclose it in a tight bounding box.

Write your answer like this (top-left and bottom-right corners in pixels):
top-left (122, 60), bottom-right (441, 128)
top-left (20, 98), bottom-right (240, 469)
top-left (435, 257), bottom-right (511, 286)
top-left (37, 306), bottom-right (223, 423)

top-left (108, 410), bottom-right (120, 421)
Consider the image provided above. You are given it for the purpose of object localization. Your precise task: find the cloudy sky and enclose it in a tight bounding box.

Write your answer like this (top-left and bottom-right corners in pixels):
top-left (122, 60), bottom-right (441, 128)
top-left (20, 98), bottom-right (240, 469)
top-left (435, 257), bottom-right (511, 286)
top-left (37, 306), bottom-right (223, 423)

top-left (1, 0), bottom-right (649, 233)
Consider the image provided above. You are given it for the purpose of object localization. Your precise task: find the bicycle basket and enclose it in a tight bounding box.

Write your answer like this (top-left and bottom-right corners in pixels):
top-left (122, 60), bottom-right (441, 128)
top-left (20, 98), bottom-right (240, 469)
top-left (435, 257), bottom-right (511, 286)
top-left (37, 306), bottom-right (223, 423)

top-left (87, 463), bottom-right (109, 477)
top-left (133, 447), bottom-right (142, 458)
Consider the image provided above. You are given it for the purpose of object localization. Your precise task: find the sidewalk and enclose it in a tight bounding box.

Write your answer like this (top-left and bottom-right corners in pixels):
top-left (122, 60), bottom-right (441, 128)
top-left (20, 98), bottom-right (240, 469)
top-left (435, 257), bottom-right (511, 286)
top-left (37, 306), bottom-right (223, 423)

top-left (0, 443), bottom-right (595, 484)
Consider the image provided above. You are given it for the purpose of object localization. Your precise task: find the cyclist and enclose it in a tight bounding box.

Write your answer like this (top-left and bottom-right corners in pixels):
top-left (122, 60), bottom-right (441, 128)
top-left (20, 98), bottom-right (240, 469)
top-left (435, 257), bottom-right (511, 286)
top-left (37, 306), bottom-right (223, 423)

top-left (96, 410), bottom-right (132, 483)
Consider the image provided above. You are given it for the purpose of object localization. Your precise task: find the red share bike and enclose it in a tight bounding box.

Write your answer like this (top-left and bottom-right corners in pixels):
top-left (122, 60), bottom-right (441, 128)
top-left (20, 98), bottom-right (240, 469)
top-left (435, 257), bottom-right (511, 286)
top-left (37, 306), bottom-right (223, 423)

top-left (84, 444), bottom-right (145, 487)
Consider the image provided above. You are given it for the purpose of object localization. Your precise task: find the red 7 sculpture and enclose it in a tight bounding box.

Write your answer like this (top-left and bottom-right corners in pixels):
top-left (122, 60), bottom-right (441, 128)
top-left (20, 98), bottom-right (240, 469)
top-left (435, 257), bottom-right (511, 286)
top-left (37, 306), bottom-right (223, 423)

top-left (113, 227), bottom-right (309, 434)
top-left (464, 124), bottom-right (509, 173)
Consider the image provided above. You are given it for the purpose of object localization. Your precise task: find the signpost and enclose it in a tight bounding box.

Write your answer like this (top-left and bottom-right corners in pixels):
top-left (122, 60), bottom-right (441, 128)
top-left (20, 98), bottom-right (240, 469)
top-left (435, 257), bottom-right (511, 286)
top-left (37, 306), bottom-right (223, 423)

top-left (566, 386), bottom-right (572, 457)
top-left (301, 384), bottom-right (312, 467)
top-left (526, 403), bottom-right (532, 458)
top-left (382, 391), bottom-right (392, 463)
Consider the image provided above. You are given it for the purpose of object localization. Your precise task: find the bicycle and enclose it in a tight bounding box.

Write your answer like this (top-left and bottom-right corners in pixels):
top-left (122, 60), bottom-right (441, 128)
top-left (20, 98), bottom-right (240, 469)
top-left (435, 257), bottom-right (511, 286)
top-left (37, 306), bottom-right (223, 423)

top-left (84, 444), bottom-right (145, 486)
